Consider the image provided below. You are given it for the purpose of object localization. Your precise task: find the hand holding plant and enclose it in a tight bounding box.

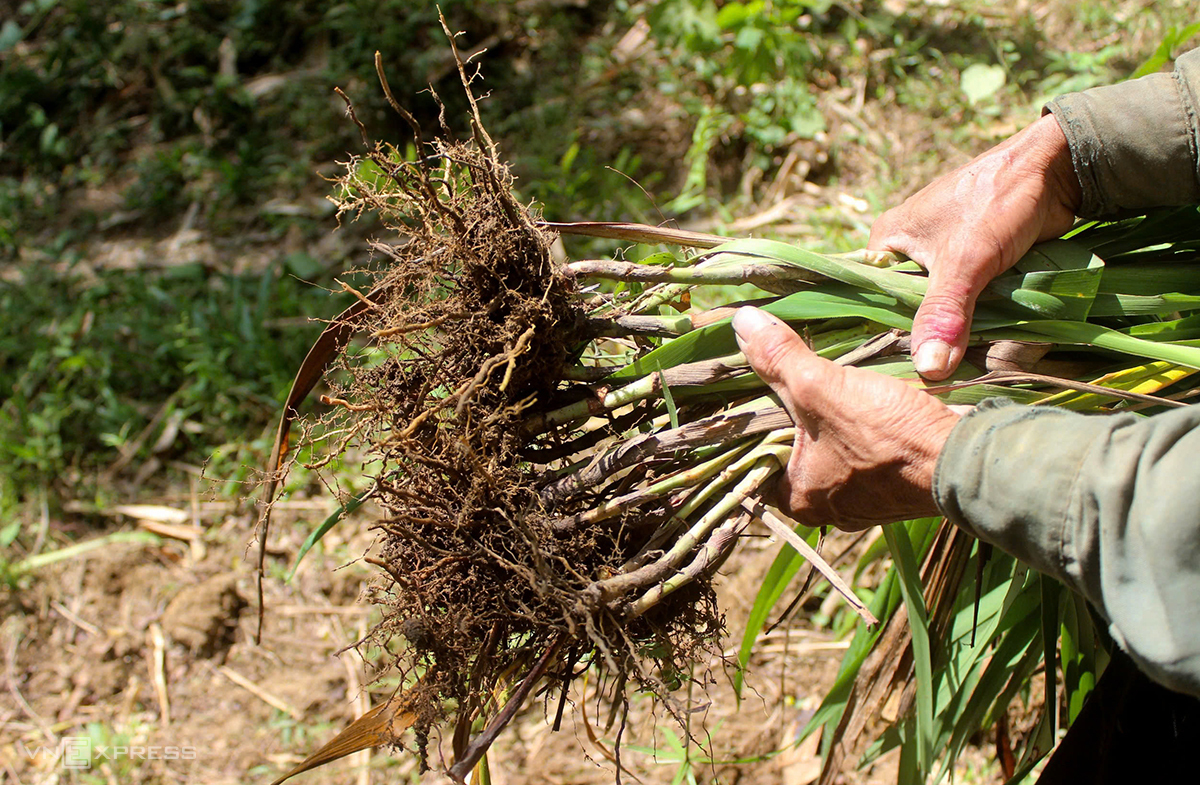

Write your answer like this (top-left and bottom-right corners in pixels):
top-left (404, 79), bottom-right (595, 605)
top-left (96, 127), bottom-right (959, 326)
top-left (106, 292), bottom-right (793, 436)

top-left (733, 306), bottom-right (961, 531)
top-left (868, 114), bottom-right (1083, 379)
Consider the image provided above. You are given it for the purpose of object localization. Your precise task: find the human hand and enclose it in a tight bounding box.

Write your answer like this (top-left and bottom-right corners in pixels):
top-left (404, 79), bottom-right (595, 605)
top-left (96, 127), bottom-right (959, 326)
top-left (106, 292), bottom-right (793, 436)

top-left (733, 306), bottom-right (962, 531)
top-left (868, 114), bottom-right (1082, 380)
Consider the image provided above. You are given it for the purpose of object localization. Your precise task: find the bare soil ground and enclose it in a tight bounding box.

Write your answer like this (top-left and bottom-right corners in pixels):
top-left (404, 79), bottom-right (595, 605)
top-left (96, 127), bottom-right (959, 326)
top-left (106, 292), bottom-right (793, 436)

top-left (1, 490), bottom-right (1004, 785)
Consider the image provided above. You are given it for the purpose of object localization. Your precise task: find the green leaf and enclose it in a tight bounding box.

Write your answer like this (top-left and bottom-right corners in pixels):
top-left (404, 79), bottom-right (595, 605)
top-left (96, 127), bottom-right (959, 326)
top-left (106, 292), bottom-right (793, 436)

top-left (883, 522), bottom-right (934, 776)
top-left (789, 106), bottom-right (826, 139)
top-left (985, 241), bottom-right (1104, 320)
top-left (0, 20), bottom-right (23, 52)
top-left (1080, 206), bottom-right (1200, 259)
top-left (1060, 592), bottom-right (1098, 724)
top-left (39, 122), bottom-right (60, 155)
top-left (1098, 264), bottom-right (1200, 296)
top-left (707, 237), bottom-right (1115, 327)
top-left (1089, 292), bottom-right (1200, 317)
top-left (960, 63), bottom-right (1006, 105)
top-left (1125, 313), bottom-right (1200, 340)
top-left (1131, 38), bottom-right (1174, 79)
top-left (981, 322), bottom-right (1200, 370)
top-left (734, 25), bottom-right (764, 52)
top-left (936, 559), bottom-right (1041, 783)
top-left (17, 531), bottom-right (163, 572)
top-left (287, 487), bottom-right (373, 582)
top-left (711, 238), bottom-right (929, 309)
top-left (0, 520), bottom-right (22, 547)
top-left (715, 0), bottom-right (754, 29)
top-left (560, 141), bottom-right (579, 175)
top-left (659, 370), bottom-right (680, 430)
top-left (1131, 23), bottom-right (1200, 78)
top-left (639, 251), bottom-right (678, 266)
top-left (1014, 576), bottom-right (1063, 772)
top-left (611, 286), bottom-right (914, 381)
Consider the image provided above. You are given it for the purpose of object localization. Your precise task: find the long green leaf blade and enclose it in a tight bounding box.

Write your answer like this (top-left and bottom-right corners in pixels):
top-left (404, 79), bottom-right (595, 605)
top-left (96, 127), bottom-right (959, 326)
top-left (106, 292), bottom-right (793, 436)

top-left (981, 322), bottom-right (1200, 369)
top-left (287, 487), bottom-right (373, 582)
top-left (611, 286), bottom-right (914, 380)
top-left (883, 522), bottom-right (935, 776)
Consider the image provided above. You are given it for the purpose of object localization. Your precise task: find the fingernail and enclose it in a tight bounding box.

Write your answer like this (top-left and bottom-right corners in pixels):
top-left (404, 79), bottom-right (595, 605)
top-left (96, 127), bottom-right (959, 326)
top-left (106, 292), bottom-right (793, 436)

top-left (732, 307), bottom-right (775, 348)
top-left (913, 340), bottom-right (952, 377)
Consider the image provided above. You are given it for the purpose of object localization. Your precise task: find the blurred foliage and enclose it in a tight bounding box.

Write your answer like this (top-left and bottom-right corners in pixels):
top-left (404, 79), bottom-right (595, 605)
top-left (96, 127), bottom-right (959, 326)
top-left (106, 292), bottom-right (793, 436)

top-left (1, 2), bottom-right (1197, 782)
top-left (4, 0), bottom-right (1192, 245)
top-left (0, 257), bottom-right (342, 510)
top-left (0, 0), bottom-right (616, 244)
top-left (0, 0), bottom-right (619, 513)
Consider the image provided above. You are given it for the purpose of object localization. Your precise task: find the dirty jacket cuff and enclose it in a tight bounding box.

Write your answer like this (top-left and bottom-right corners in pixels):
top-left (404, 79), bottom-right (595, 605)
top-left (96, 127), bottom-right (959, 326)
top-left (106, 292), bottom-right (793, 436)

top-left (1044, 47), bottom-right (1200, 218)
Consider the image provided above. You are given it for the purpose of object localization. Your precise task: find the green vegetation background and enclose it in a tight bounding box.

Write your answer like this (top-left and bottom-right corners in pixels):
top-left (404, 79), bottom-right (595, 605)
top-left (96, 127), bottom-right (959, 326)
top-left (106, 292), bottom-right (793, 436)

top-left (0, 0), bottom-right (1193, 524)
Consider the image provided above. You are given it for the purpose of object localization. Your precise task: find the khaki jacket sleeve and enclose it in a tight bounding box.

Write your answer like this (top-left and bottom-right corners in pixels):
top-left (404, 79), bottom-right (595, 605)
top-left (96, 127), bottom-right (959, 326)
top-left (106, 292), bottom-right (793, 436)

top-left (1045, 47), bottom-right (1200, 217)
top-left (933, 400), bottom-right (1200, 697)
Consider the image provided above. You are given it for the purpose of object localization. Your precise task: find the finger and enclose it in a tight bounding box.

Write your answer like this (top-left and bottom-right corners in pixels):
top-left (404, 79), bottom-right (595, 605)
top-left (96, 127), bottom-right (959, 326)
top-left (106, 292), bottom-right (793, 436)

top-left (769, 438), bottom-right (804, 515)
top-left (866, 209), bottom-right (913, 258)
top-left (731, 307), bottom-right (825, 435)
top-left (866, 199), bottom-right (942, 264)
top-left (910, 263), bottom-right (983, 381)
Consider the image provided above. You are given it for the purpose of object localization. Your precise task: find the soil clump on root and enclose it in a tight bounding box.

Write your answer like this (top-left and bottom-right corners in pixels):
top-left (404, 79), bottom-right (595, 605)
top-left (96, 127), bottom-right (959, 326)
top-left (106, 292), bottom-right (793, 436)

top-left (273, 60), bottom-right (725, 775)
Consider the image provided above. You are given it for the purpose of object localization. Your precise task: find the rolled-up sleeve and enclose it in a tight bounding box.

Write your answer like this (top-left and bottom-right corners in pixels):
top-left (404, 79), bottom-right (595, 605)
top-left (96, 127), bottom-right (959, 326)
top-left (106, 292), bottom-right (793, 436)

top-left (934, 400), bottom-right (1200, 697)
top-left (1045, 47), bottom-right (1200, 217)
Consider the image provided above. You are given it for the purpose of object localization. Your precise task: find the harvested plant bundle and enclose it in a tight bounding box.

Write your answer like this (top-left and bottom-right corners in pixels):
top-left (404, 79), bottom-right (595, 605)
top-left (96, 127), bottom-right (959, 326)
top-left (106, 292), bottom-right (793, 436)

top-left (260, 47), bottom-right (1200, 785)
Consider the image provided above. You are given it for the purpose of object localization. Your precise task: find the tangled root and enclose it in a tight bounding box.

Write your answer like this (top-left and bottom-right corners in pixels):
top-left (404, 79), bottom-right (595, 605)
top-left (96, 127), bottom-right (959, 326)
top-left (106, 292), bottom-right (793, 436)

top-left (285, 71), bottom-right (726, 768)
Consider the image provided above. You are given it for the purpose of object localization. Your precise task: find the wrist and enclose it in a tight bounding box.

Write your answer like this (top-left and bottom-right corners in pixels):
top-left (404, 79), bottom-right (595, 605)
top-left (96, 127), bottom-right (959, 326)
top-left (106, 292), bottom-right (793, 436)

top-left (1033, 113), bottom-right (1083, 215)
top-left (913, 406), bottom-right (962, 494)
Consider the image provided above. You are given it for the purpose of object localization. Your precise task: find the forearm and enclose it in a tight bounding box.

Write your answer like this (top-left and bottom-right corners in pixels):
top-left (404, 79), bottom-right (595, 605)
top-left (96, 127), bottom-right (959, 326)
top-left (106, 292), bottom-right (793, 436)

top-left (1045, 47), bottom-right (1200, 217)
top-left (934, 400), bottom-right (1200, 696)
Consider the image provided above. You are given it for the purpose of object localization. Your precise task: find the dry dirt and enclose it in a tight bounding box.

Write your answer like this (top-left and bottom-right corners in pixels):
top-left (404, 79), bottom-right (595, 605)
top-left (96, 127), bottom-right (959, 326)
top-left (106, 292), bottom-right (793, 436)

top-left (0, 485), bottom-right (1011, 784)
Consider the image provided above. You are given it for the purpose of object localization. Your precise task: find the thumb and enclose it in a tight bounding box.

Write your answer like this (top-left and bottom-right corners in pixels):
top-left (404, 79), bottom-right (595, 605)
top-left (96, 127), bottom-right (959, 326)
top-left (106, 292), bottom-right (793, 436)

top-left (732, 307), bottom-right (824, 432)
top-left (911, 266), bottom-right (981, 381)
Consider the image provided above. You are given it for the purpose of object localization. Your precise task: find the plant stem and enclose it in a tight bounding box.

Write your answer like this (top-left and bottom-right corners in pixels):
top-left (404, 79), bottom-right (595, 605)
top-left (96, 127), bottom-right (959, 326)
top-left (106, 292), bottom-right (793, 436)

top-left (586, 314), bottom-right (694, 337)
top-left (556, 438), bottom-right (758, 530)
top-left (568, 259), bottom-right (816, 294)
top-left (625, 510), bottom-right (752, 617)
top-left (528, 353), bottom-right (750, 434)
top-left (539, 406), bottom-right (791, 504)
top-left (619, 453), bottom-right (788, 615)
